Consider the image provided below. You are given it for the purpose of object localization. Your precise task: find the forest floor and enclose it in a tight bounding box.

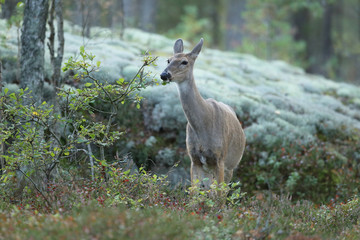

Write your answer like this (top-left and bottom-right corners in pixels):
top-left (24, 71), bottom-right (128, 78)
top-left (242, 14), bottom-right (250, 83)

top-left (1, 169), bottom-right (359, 240)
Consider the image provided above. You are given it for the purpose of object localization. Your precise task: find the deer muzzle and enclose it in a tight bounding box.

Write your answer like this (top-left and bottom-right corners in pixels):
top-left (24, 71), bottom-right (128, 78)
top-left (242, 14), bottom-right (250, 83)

top-left (160, 70), bottom-right (172, 81)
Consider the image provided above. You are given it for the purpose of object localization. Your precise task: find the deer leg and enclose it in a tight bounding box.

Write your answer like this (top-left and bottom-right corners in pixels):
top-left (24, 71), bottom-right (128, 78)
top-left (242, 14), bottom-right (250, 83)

top-left (224, 169), bottom-right (234, 183)
top-left (192, 162), bottom-right (217, 189)
top-left (191, 162), bottom-right (203, 187)
top-left (217, 160), bottom-right (225, 183)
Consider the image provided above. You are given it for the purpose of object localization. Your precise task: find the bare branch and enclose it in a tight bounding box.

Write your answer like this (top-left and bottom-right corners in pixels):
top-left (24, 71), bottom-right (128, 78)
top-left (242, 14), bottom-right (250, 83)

top-left (17, 168), bottom-right (52, 210)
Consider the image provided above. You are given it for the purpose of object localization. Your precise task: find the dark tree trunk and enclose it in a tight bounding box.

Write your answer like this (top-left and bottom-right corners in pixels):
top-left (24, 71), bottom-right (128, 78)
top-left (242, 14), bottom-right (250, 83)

top-left (139, 0), bottom-right (157, 32)
top-left (333, 0), bottom-right (343, 81)
top-left (20, 0), bottom-right (49, 100)
top-left (77, 0), bottom-right (94, 38)
top-left (225, 0), bottom-right (246, 50)
top-left (123, 0), bottom-right (140, 27)
top-left (119, 0), bottom-right (125, 38)
top-left (0, 61), bottom-right (3, 176)
top-left (210, 0), bottom-right (221, 48)
top-left (0, 0), bottom-right (20, 19)
top-left (0, 60), bottom-right (1, 90)
top-left (359, 0), bottom-right (360, 41)
top-left (47, 0), bottom-right (64, 87)
top-left (321, 3), bottom-right (333, 70)
top-left (110, 0), bottom-right (126, 39)
top-left (293, 2), bottom-right (334, 78)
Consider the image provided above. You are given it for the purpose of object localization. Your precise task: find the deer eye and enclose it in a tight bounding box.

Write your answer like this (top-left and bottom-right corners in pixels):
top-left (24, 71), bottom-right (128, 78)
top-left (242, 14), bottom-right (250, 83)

top-left (181, 60), bottom-right (188, 65)
top-left (167, 59), bottom-right (170, 64)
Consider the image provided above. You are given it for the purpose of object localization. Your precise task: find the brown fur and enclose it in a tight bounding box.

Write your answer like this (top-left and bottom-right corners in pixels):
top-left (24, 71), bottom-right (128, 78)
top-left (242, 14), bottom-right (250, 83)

top-left (160, 38), bottom-right (246, 188)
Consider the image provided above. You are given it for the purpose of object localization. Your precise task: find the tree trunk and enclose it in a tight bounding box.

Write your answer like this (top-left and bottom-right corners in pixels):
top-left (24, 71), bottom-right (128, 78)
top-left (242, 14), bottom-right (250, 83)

top-left (47, 0), bottom-right (64, 87)
top-left (139, 0), bottom-right (157, 32)
top-left (0, 0), bottom-right (20, 19)
top-left (110, 0), bottom-right (125, 38)
top-left (209, 0), bottom-right (226, 48)
top-left (77, 0), bottom-right (93, 38)
top-left (359, 0), bottom-right (360, 42)
top-left (225, 0), bottom-right (246, 50)
top-left (119, 0), bottom-right (125, 39)
top-left (123, 0), bottom-right (140, 28)
top-left (0, 61), bottom-right (3, 176)
top-left (321, 2), bottom-right (333, 74)
top-left (20, 0), bottom-right (49, 100)
top-left (0, 61), bottom-right (2, 92)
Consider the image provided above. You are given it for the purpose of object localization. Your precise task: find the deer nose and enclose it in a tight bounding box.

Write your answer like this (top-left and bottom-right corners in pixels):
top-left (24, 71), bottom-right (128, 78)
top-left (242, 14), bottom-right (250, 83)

top-left (160, 71), bottom-right (171, 81)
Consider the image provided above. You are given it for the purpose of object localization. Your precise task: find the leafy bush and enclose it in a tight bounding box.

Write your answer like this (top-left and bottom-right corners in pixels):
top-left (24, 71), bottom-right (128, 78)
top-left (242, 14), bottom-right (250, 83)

top-left (0, 46), bottom-right (158, 208)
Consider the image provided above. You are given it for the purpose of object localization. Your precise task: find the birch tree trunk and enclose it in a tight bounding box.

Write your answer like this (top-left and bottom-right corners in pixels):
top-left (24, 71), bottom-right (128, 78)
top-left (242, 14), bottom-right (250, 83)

top-left (48, 0), bottom-right (64, 87)
top-left (20, 0), bottom-right (49, 101)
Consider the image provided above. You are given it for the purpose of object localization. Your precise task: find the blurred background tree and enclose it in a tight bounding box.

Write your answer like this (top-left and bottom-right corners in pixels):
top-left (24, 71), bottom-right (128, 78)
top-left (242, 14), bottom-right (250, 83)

top-left (1, 0), bottom-right (360, 83)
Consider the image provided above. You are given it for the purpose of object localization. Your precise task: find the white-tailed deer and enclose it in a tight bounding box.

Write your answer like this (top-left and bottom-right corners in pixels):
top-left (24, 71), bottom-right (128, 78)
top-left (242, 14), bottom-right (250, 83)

top-left (160, 38), bottom-right (246, 188)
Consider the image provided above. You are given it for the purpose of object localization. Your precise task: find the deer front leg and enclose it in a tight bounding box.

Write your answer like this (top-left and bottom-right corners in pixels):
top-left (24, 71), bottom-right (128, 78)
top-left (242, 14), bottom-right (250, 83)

top-left (190, 162), bottom-right (203, 187)
top-left (191, 161), bottom-right (215, 189)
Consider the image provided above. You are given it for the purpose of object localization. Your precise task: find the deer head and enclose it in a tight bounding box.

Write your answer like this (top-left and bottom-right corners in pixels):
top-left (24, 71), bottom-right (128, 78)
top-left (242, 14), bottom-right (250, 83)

top-left (160, 38), bottom-right (203, 83)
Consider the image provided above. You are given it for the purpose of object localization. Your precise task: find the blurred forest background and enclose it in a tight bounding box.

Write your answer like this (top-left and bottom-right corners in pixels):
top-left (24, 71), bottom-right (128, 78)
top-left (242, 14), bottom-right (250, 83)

top-left (1, 0), bottom-right (360, 83)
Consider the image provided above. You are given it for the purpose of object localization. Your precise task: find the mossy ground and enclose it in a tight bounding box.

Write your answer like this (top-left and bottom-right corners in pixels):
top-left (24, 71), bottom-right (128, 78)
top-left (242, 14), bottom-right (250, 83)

top-left (1, 173), bottom-right (360, 240)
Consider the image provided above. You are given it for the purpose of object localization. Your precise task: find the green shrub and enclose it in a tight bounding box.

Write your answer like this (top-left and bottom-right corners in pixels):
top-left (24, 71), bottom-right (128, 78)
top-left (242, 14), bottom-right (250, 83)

top-left (0, 46), bottom-right (158, 208)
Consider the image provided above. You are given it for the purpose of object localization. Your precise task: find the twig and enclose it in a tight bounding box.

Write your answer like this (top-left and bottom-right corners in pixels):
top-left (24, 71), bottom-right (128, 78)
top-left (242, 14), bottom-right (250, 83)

top-left (87, 143), bottom-right (95, 181)
top-left (17, 168), bottom-right (52, 210)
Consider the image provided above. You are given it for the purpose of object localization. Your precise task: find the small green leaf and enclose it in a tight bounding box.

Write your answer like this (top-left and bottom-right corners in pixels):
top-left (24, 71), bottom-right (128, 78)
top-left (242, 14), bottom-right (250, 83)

top-left (1, 175), bottom-right (8, 183)
top-left (96, 61), bottom-right (101, 67)
top-left (85, 83), bottom-right (93, 87)
top-left (77, 138), bottom-right (88, 143)
top-left (4, 88), bottom-right (8, 94)
top-left (80, 45), bottom-right (85, 53)
top-left (9, 93), bottom-right (16, 100)
top-left (117, 78), bottom-right (124, 85)
top-left (136, 103), bottom-right (140, 109)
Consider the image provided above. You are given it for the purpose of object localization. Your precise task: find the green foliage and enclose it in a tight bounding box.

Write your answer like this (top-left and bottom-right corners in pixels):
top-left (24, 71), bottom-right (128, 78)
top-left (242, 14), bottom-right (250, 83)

top-left (186, 180), bottom-right (245, 215)
top-left (105, 167), bottom-right (170, 208)
top-left (6, 2), bottom-right (24, 29)
top-left (238, 0), bottom-right (306, 66)
top-left (240, 136), bottom-right (360, 202)
top-left (166, 5), bottom-right (212, 44)
top-left (0, 47), bottom-right (158, 207)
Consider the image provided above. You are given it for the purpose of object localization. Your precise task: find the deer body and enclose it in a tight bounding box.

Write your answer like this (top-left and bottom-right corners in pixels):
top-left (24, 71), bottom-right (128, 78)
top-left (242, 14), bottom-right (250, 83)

top-left (160, 38), bottom-right (246, 188)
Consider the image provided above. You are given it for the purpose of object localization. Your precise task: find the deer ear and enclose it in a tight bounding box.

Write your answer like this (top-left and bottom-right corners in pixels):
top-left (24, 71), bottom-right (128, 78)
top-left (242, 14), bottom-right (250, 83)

top-left (174, 39), bottom-right (184, 54)
top-left (190, 38), bottom-right (203, 59)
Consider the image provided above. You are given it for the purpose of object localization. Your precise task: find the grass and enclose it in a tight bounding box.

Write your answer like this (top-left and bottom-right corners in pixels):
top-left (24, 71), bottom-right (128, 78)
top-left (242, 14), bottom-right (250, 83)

top-left (1, 167), bottom-right (360, 240)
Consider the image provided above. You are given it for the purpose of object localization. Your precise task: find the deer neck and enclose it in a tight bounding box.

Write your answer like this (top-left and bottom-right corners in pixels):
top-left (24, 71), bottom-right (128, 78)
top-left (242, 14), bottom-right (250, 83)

top-left (177, 75), bottom-right (209, 132)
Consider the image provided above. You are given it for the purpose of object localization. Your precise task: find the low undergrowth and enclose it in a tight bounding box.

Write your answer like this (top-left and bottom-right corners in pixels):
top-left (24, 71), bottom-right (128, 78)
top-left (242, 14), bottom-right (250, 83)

top-left (1, 166), bottom-right (360, 240)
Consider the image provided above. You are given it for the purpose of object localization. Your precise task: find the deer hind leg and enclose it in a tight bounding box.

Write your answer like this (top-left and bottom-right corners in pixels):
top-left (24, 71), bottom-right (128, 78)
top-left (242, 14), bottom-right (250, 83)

top-left (224, 168), bottom-right (234, 183)
top-left (217, 160), bottom-right (225, 183)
